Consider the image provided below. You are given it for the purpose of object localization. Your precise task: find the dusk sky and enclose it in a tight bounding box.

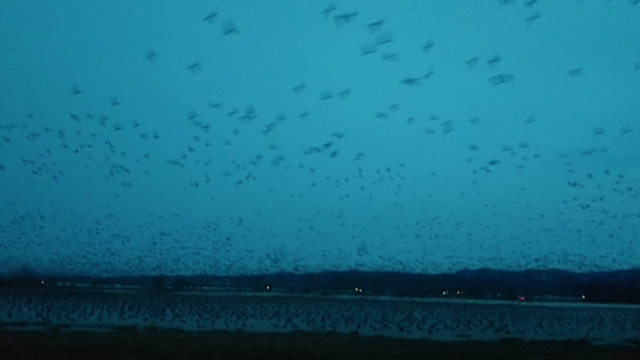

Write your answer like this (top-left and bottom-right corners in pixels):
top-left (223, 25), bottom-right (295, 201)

top-left (1, 0), bottom-right (639, 277)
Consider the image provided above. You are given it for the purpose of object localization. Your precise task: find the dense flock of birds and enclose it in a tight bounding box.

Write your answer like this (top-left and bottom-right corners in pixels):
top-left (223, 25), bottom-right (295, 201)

top-left (0, 0), bottom-right (639, 276)
top-left (2, 288), bottom-right (640, 343)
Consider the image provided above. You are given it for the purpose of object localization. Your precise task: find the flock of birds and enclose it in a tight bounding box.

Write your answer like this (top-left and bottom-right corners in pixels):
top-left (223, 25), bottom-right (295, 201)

top-left (1, 288), bottom-right (640, 344)
top-left (0, 0), bottom-right (639, 277)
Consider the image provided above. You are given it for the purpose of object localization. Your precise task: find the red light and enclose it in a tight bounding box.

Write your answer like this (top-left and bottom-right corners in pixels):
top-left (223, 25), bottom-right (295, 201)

top-left (519, 297), bottom-right (525, 301)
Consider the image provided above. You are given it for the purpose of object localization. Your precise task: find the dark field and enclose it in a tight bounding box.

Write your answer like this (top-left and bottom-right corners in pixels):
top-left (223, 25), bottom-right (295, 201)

top-left (1, 330), bottom-right (639, 360)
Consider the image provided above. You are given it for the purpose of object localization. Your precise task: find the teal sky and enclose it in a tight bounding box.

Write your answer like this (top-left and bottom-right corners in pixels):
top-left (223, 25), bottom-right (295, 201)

top-left (1, 0), bottom-right (639, 276)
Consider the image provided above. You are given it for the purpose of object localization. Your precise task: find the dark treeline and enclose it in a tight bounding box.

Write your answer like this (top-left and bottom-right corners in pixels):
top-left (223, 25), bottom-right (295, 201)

top-left (1, 268), bottom-right (639, 305)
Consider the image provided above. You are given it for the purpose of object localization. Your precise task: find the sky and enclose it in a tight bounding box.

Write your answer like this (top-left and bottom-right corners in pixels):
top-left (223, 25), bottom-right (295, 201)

top-left (0, 0), bottom-right (639, 277)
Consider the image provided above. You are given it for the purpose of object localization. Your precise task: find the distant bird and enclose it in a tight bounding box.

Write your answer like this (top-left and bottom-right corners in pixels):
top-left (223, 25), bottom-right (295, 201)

top-left (221, 20), bottom-right (239, 35)
top-left (322, 3), bottom-right (337, 17)
top-left (337, 90), bottom-right (351, 99)
top-left (488, 74), bottom-right (513, 86)
top-left (367, 19), bottom-right (384, 32)
top-left (400, 72), bottom-right (433, 86)
top-left (486, 55), bottom-right (502, 67)
top-left (70, 85), bottom-right (82, 95)
top-left (320, 90), bottom-right (333, 101)
top-left (145, 49), bottom-right (158, 62)
top-left (375, 32), bottom-right (393, 45)
top-left (400, 78), bottom-right (421, 86)
top-left (203, 11), bottom-right (218, 24)
top-left (568, 68), bottom-right (583, 77)
top-left (525, 12), bottom-right (541, 25)
top-left (69, 112), bottom-right (81, 122)
top-left (292, 83), bottom-right (306, 94)
top-left (360, 44), bottom-right (377, 56)
top-left (187, 62), bottom-right (202, 74)
top-left (466, 56), bottom-right (480, 68)
top-left (334, 11), bottom-right (359, 26)
top-left (381, 52), bottom-right (399, 61)
top-left (422, 40), bottom-right (434, 53)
